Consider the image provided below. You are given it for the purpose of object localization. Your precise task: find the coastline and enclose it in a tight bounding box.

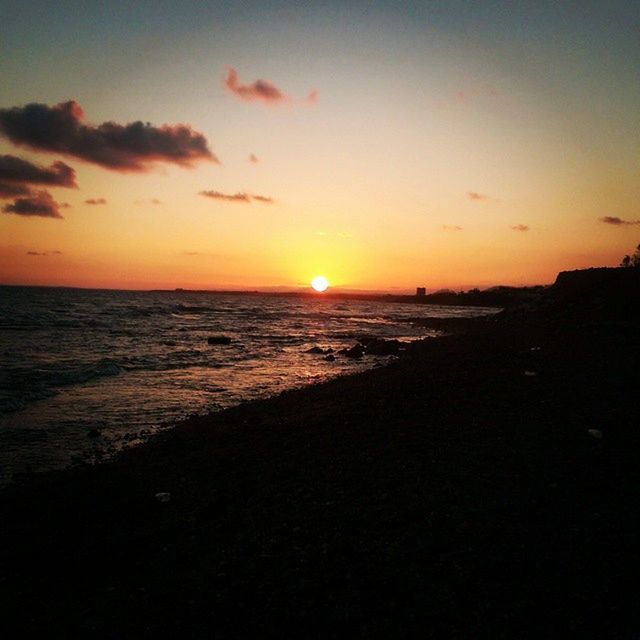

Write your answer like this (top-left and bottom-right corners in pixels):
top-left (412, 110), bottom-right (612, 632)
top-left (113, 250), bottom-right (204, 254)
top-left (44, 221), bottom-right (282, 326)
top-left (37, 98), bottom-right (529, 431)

top-left (1, 287), bottom-right (639, 637)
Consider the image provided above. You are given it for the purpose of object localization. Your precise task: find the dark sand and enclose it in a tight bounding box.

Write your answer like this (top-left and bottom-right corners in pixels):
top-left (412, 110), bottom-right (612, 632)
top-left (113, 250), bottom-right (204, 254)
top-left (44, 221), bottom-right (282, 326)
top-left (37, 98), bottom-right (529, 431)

top-left (1, 284), bottom-right (639, 638)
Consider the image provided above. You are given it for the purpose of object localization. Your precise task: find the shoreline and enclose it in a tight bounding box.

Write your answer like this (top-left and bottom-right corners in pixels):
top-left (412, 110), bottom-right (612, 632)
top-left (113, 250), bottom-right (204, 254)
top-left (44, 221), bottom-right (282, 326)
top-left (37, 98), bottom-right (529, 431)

top-left (1, 294), bottom-right (639, 637)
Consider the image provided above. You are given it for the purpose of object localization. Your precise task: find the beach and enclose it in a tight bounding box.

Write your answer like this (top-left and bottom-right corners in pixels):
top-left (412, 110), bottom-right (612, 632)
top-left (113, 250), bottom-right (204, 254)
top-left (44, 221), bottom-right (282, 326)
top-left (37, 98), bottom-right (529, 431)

top-left (1, 274), bottom-right (639, 638)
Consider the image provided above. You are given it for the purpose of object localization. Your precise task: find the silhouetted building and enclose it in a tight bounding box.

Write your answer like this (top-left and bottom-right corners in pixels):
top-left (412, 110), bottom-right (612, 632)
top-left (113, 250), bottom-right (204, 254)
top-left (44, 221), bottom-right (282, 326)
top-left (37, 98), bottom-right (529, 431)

top-left (416, 287), bottom-right (426, 297)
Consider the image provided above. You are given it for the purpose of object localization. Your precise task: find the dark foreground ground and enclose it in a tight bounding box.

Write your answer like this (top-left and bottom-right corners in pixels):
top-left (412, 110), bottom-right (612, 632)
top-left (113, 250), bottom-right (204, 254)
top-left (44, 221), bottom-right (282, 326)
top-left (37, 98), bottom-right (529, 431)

top-left (1, 279), bottom-right (639, 638)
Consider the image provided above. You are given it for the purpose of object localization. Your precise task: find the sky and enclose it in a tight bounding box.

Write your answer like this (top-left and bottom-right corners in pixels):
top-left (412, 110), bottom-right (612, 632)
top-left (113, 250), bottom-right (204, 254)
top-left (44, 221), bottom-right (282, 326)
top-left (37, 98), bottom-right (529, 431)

top-left (1, 0), bottom-right (639, 291)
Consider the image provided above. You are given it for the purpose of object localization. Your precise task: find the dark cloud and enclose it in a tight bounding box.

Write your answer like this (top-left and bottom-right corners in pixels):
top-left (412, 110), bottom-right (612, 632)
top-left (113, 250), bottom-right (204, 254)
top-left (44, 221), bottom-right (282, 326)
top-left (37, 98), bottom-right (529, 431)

top-left (599, 216), bottom-right (640, 226)
top-left (200, 190), bottom-right (250, 203)
top-left (199, 190), bottom-right (273, 203)
top-left (467, 191), bottom-right (489, 201)
top-left (150, 198), bottom-right (162, 205)
top-left (249, 153), bottom-right (259, 163)
top-left (0, 181), bottom-right (31, 198)
top-left (443, 225), bottom-right (463, 231)
top-left (85, 198), bottom-right (107, 205)
top-left (510, 224), bottom-right (529, 232)
top-left (250, 194), bottom-right (274, 203)
top-left (2, 190), bottom-right (64, 218)
top-left (26, 250), bottom-right (62, 256)
top-left (0, 154), bottom-right (77, 187)
top-left (224, 68), bottom-right (317, 106)
top-left (0, 101), bottom-right (218, 171)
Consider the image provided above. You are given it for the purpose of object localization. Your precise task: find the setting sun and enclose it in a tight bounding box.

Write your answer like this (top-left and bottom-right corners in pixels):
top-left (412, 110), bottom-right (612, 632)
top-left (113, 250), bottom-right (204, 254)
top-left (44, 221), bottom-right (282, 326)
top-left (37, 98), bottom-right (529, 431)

top-left (311, 276), bottom-right (329, 292)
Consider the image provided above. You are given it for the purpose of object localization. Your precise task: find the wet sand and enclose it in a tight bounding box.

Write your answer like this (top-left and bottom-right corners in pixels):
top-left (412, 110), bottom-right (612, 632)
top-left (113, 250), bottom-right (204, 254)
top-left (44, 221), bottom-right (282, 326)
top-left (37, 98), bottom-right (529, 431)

top-left (1, 290), bottom-right (639, 638)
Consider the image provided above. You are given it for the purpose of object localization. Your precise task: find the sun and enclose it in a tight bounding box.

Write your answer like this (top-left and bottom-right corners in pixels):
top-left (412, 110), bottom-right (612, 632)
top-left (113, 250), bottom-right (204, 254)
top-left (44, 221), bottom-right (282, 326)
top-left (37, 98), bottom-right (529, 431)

top-left (311, 275), bottom-right (329, 292)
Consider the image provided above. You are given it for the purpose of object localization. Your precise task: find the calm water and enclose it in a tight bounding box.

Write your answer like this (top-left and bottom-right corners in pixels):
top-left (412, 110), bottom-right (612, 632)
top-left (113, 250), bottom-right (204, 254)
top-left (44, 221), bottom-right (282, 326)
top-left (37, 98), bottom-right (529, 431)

top-left (0, 287), bottom-right (497, 480)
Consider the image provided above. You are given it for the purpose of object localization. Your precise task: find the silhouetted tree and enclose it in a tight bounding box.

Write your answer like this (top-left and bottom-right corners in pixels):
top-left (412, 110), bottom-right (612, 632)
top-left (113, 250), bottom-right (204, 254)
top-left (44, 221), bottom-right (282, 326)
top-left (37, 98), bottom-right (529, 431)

top-left (620, 243), bottom-right (640, 268)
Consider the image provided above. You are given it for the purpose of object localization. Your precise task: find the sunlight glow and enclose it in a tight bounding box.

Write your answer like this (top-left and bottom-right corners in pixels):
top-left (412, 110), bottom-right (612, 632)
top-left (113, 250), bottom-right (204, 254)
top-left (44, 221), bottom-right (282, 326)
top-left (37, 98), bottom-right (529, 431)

top-left (311, 276), bottom-right (329, 292)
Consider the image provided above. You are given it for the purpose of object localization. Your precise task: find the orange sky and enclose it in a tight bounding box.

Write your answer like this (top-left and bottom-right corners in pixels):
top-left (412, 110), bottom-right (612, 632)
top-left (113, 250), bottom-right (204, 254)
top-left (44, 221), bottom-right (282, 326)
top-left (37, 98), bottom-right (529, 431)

top-left (1, 3), bottom-right (639, 292)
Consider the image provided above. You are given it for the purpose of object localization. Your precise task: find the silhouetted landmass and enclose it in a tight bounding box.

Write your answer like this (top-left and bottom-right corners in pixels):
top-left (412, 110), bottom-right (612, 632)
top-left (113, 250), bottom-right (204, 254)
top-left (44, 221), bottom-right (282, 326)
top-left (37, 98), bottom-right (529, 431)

top-left (1, 267), bottom-right (639, 638)
top-left (152, 285), bottom-right (549, 309)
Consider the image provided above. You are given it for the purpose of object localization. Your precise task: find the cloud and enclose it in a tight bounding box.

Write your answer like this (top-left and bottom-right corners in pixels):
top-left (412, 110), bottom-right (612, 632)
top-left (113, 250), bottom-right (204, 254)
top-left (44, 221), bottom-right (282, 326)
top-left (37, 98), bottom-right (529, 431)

top-left (510, 224), bottom-right (529, 231)
top-left (249, 153), bottom-right (259, 163)
top-left (599, 215), bottom-right (640, 226)
top-left (26, 249), bottom-right (62, 256)
top-left (0, 154), bottom-right (77, 187)
top-left (200, 190), bottom-right (250, 203)
top-left (2, 190), bottom-right (65, 218)
top-left (250, 194), bottom-right (274, 203)
top-left (150, 198), bottom-right (162, 205)
top-left (0, 101), bottom-right (218, 171)
top-left (443, 225), bottom-right (463, 231)
top-left (199, 190), bottom-right (273, 203)
top-left (224, 67), bottom-right (317, 106)
top-left (467, 191), bottom-right (489, 201)
top-left (0, 181), bottom-right (31, 198)
top-left (85, 197), bottom-right (107, 205)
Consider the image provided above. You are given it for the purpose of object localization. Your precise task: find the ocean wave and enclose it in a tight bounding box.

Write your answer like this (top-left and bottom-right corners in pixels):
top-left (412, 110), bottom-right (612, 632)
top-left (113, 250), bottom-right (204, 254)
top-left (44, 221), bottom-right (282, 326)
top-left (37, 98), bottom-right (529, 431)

top-left (0, 358), bottom-right (123, 414)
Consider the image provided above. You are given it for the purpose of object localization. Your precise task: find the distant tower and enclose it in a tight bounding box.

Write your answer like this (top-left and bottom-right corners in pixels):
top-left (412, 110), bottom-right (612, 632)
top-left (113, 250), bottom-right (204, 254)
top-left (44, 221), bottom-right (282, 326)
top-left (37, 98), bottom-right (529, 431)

top-left (416, 287), bottom-right (426, 297)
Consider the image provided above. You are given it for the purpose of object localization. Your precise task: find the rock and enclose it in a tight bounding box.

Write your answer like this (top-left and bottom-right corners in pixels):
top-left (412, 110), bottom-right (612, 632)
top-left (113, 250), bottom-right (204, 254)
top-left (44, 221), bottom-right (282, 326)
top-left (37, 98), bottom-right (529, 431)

top-left (588, 429), bottom-right (603, 439)
top-left (524, 371), bottom-right (537, 377)
top-left (163, 340), bottom-right (177, 347)
top-left (306, 346), bottom-right (326, 354)
top-left (324, 354), bottom-right (336, 362)
top-left (344, 344), bottom-right (364, 359)
top-left (155, 492), bottom-right (171, 503)
top-left (207, 336), bottom-right (232, 345)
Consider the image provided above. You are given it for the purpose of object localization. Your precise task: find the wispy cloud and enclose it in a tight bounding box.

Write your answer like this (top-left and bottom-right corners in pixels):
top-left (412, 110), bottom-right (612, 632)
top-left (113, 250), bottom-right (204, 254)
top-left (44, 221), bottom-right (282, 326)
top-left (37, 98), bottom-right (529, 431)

top-left (26, 250), bottom-right (62, 256)
top-left (250, 194), bottom-right (274, 203)
top-left (224, 67), bottom-right (317, 106)
top-left (599, 215), bottom-right (640, 226)
top-left (0, 154), bottom-right (77, 187)
top-left (2, 190), bottom-right (65, 218)
top-left (85, 197), bottom-right (107, 205)
top-left (467, 191), bottom-right (490, 201)
top-left (510, 224), bottom-right (529, 232)
top-left (199, 190), bottom-right (274, 204)
top-left (443, 225), bottom-right (463, 231)
top-left (0, 101), bottom-right (218, 171)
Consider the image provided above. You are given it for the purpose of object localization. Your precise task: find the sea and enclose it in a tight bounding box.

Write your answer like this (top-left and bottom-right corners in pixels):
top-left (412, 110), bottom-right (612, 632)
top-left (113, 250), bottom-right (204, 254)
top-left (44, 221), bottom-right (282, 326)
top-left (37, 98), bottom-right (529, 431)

top-left (0, 286), bottom-right (498, 482)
